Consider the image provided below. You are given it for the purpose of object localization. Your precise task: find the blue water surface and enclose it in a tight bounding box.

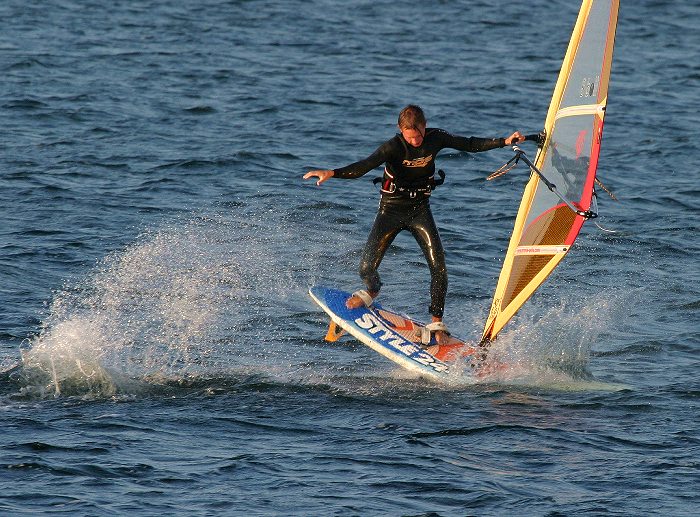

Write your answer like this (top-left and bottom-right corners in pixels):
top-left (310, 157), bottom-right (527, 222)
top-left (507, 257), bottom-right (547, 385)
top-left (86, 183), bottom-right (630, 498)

top-left (1, 0), bottom-right (698, 515)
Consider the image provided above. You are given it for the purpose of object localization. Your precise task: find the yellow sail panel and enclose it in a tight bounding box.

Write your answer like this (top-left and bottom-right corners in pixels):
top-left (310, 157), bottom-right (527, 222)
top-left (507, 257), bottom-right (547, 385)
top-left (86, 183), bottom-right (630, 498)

top-left (482, 0), bottom-right (619, 343)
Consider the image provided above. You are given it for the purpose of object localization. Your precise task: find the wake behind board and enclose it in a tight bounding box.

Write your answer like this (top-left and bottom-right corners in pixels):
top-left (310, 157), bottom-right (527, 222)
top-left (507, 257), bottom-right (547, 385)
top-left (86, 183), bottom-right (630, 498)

top-left (308, 286), bottom-right (478, 381)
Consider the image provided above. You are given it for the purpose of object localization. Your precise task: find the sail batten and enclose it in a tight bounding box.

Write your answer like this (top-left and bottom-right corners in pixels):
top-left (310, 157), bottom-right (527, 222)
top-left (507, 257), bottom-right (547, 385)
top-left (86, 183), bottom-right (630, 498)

top-left (481, 0), bottom-right (619, 344)
top-left (556, 103), bottom-right (606, 119)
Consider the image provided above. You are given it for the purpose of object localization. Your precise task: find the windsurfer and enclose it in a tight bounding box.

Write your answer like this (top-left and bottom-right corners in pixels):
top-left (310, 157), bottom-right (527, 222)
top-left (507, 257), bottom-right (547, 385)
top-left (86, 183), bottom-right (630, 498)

top-left (304, 105), bottom-right (523, 344)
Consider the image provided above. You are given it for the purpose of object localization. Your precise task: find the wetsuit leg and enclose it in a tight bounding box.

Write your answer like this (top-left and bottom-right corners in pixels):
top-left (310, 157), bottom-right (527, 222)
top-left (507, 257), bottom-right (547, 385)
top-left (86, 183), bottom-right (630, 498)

top-left (407, 203), bottom-right (447, 318)
top-left (359, 206), bottom-right (402, 294)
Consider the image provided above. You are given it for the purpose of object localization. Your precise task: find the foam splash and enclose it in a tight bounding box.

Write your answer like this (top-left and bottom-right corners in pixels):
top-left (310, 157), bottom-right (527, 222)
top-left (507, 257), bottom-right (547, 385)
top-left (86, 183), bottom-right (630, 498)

top-left (463, 288), bottom-right (631, 390)
top-left (18, 207), bottom-right (337, 399)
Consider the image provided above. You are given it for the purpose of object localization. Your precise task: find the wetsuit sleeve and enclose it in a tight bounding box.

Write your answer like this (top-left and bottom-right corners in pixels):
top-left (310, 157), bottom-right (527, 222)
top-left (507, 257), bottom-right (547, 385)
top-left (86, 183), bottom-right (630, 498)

top-left (435, 129), bottom-right (506, 153)
top-left (332, 139), bottom-right (399, 179)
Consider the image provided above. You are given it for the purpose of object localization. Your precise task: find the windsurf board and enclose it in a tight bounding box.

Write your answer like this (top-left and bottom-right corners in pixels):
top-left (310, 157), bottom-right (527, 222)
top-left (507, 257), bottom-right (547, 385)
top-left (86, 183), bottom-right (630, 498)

top-left (308, 286), bottom-right (478, 381)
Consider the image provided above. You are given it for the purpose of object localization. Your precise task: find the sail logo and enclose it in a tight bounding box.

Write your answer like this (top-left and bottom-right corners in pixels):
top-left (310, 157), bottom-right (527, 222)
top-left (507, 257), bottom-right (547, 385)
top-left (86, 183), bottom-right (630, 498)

top-left (354, 313), bottom-right (448, 372)
top-left (580, 76), bottom-right (599, 98)
top-left (575, 130), bottom-right (587, 158)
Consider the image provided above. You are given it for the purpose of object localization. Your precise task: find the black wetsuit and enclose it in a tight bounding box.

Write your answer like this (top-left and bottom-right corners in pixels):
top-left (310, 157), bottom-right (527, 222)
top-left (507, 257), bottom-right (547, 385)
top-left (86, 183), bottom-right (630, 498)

top-left (333, 128), bottom-right (507, 318)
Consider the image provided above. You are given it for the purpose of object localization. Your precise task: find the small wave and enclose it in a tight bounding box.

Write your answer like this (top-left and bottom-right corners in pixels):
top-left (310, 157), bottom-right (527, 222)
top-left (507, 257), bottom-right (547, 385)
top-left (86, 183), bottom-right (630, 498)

top-left (675, 299), bottom-right (700, 310)
top-left (592, 342), bottom-right (664, 358)
top-left (293, 98), bottom-right (341, 107)
top-left (5, 441), bottom-right (110, 454)
top-left (4, 58), bottom-right (50, 70)
top-left (3, 98), bottom-right (47, 109)
top-left (150, 157), bottom-right (243, 171)
top-left (184, 105), bottom-right (216, 114)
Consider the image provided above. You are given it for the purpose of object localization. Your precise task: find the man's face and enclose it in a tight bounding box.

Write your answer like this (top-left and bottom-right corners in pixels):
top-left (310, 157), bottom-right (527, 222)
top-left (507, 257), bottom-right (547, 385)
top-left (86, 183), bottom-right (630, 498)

top-left (400, 125), bottom-right (425, 148)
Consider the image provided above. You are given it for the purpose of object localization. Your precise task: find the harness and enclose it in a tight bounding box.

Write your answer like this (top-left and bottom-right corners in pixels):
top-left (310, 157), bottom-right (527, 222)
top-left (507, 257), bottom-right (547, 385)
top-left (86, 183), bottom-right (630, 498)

top-left (371, 133), bottom-right (446, 198)
top-left (372, 168), bottom-right (446, 198)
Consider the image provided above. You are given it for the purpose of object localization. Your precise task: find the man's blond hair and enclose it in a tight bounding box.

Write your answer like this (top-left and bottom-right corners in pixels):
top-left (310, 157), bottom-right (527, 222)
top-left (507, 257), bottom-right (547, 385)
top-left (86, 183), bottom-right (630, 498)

top-left (398, 105), bottom-right (426, 130)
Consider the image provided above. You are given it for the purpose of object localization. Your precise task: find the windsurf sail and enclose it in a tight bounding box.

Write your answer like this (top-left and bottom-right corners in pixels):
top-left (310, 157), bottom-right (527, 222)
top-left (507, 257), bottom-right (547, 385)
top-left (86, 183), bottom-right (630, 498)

top-left (481, 0), bottom-right (619, 344)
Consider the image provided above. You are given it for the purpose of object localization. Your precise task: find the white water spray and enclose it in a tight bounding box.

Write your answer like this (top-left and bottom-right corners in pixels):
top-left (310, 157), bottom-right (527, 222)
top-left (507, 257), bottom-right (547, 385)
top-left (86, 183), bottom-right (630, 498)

top-left (19, 206), bottom-right (347, 398)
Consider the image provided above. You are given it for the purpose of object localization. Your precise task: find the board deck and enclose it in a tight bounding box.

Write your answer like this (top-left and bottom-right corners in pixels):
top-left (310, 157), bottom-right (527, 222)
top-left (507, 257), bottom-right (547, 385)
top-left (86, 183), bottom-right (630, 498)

top-left (308, 286), bottom-right (478, 381)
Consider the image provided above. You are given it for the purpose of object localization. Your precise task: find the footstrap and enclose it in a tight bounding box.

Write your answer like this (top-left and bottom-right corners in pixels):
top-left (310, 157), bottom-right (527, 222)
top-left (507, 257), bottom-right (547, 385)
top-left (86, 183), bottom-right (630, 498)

top-left (351, 290), bottom-right (374, 307)
top-left (421, 321), bottom-right (450, 345)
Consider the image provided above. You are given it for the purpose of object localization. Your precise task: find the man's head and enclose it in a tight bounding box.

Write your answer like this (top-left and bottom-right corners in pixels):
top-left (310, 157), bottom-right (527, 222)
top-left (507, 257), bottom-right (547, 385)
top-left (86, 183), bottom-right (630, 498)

top-left (398, 105), bottom-right (426, 147)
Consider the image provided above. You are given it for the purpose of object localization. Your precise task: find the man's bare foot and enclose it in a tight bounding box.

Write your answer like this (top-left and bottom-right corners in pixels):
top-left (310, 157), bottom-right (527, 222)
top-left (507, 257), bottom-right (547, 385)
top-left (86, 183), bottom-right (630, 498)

top-left (435, 330), bottom-right (449, 345)
top-left (429, 317), bottom-right (450, 345)
top-left (346, 290), bottom-right (376, 309)
top-left (346, 295), bottom-right (364, 309)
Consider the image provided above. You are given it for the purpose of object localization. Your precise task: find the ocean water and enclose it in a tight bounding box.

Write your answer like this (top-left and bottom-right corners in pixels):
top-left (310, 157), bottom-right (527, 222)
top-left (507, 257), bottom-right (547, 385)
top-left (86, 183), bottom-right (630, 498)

top-left (1, 0), bottom-right (698, 515)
